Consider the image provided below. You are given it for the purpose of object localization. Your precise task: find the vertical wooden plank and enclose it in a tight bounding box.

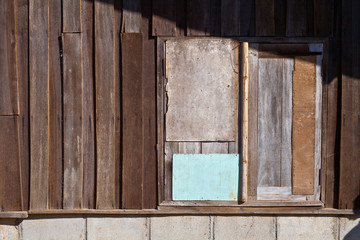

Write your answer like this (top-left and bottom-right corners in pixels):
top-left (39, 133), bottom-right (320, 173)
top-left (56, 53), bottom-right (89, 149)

top-left (176, 0), bottom-right (187, 36)
top-left (63, 0), bottom-right (82, 32)
top-left (274, 0), bottom-right (286, 36)
top-left (281, 59), bottom-right (293, 187)
top-left (255, 0), bottom-right (275, 36)
top-left (0, 0), bottom-right (19, 115)
top-left (201, 142), bottom-right (228, 154)
top-left (314, 0), bottom-right (334, 37)
top-left (179, 142), bottom-right (201, 154)
top-left (0, 117), bottom-right (22, 210)
top-left (121, 33), bottom-right (144, 209)
top-left (95, 0), bottom-right (116, 209)
top-left (187, 0), bottom-right (211, 36)
top-left (152, 0), bottom-right (177, 36)
top-left (142, 0), bottom-right (158, 209)
top-left (257, 58), bottom-right (282, 187)
top-left (248, 44), bottom-right (258, 200)
top-left (29, 0), bottom-right (49, 210)
top-left (164, 142), bottom-right (179, 201)
top-left (81, 0), bottom-right (95, 209)
top-left (240, 0), bottom-right (256, 36)
top-left (292, 56), bottom-right (317, 195)
top-left (221, 0), bottom-right (240, 36)
top-left (286, 0), bottom-right (308, 36)
top-left (15, 0), bottom-right (29, 210)
top-left (123, 0), bottom-right (141, 33)
top-left (62, 34), bottom-right (83, 209)
top-left (48, 0), bottom-right (63, 209)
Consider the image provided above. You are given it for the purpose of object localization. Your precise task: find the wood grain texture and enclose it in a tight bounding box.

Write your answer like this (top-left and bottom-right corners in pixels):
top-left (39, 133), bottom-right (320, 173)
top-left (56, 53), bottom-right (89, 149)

top-left (62, 33), bottom-right (83, 209)
top-left (0, 117), bottom-right (22, 210)
top-left (0, 0), bottom-right (19, 115)
top-left (95, 0), bottom-right (116, 209)
top-left (292, 56), bottom-right (317, 195)
top-left (48, 0), bottom-right (63, 209)
top-left (221, 0), bottom-right (240, 36)
top-left (240, 0), bottom-right (256, 36)
top-left (29, 0), bottom-right (49, 210)
top-left (257, 58), bottom-right (282, 187)
top-left (81, 0), bottom-right (95, 209)
top-left (121, 33), bottom-right (144, 209)
top-left (286, 0), bottom-right (309, 36)
top-left (187, 0), bottom-right (211, 36)
top-left (152, 0), bottom-right (177, 36)
top-left (179, 142), bottom-right (201, 154)
top-left (202, 142), bottom-right (228, 154)
top-left (255, 0), bottom-right (275, 36)
top-left (164, 142), bottom-right (179, 201)
top-left (274, 0), bottom-right (286, 36)
top-left (15, 0), bottom-right (30, 210)
top-left (63, 0), bottom-right (81, 32)
top-left (123, 0), bottom-right (141, 33)
top-left (314, 0), bottom-right (333, 37)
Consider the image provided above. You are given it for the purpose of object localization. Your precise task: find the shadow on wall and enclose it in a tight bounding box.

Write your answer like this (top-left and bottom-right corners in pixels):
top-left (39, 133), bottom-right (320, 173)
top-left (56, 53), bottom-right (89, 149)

top-left (343, 221), bottom-right (360, 240)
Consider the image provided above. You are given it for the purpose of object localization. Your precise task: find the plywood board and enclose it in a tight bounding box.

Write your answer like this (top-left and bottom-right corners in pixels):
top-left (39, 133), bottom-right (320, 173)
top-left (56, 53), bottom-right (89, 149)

top-left (172, 154), bottom-right (240, 201)
top-left (165, 39), bottom-right (238, 141)
top-left (292, 56), bottom-right (317, 195)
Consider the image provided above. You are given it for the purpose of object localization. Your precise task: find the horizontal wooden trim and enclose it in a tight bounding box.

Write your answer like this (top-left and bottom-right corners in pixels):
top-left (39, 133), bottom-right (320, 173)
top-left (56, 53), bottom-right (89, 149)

top-left (0, 211), bottom-right (28, 219)
top-left (159, 37), bottom-right (328, 44)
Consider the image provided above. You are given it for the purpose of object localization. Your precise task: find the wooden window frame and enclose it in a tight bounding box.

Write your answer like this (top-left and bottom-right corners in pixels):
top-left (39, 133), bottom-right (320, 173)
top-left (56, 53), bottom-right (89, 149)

top-left (157, 37), bottom-right (329, 208)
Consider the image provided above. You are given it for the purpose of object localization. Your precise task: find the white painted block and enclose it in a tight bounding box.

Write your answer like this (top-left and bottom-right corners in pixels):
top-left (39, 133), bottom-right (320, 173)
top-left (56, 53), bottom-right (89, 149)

top-left (151, 216), bottom-right (210, 240)
top-left (0, 222), bottom-right (18, 240)
top-left (277, 217), bottom-right (338, 240)
top-left (20, 218), bottom-right (85, 240)
top-left (214, 216), bottom-right (276, 240)
top-left (339, 217), bottom-right (360, 240)
top-left (87, 217), bottom-right (148, 240)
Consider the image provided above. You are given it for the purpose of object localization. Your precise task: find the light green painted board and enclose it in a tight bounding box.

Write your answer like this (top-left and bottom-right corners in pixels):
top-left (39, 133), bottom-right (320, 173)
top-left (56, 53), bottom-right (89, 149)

top-left (172, 154), bottom-right (240, 201)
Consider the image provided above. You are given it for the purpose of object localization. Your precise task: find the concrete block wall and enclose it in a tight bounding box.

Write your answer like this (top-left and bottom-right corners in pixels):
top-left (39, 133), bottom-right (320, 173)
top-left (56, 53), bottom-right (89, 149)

top-left (1, 216), bottom-right (360, 239)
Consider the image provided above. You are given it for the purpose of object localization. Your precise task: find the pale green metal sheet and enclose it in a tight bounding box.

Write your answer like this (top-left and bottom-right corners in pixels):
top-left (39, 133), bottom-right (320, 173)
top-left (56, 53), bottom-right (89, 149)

top-left (172, 154), bottom-right (240, 201)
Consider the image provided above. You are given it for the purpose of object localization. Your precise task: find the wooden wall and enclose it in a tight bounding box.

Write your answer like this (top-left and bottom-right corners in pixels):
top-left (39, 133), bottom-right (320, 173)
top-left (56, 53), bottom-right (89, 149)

top-left (1, 0), bottom-right (359, 211)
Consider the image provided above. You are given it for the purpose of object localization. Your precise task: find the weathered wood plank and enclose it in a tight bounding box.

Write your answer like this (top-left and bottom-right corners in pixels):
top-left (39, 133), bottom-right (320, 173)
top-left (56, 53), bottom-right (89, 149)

top-left (274, 0), bottom-right (286, 36)
top-left (281, 59), bottom-right (293, 187)
top-left (257, 58), bottom-right (282, 187)
top-left (95, 0), bottom-right (116, 209)
top-left (292, 56), bottom-right (317, 195)
top-left (314, 0), bottom-right (333, 37)
top-left (286, 0), bottom-right (308, 36)
top-left (121, 33), bottom-right (144, 209)
top-left (221, 0), bottom-right (240, 36)
top-left (142, 0), bottom-right (157, 209)
top-left (202, 142), bottom-right (228, 154)
top-left (187, 0), bottom-right (211, 36)
top-left (63, 0), bottom-right (81, 32)
top-left (15, 0), bottom-right (30, 210)
top-left (29, 0), bottom-right (49, 210)
top-left (152, 0), bottom-right (176, 36)
top-left (240, 0), bottom-right (255, 36)
top-left (0, 117), bottom-right (22, 210)
top-left (0, 0), bottom-right (18, 115)
top-left (176, 0), bottom-right (187, 36)
top-left (62, 33), bottom-right (83, 209)
top-left (255, 0), bottom-right (275, 36)
top-left (123, 0), bottom-right (141, 33)
top-left (48, 0), bottom-right (63, 209)
top-left (164, 142), bottom-right (179, 201)
top-left (81, 0), bottom-right (95, 209)
top-left (177, 142), bottom-right (201, 154)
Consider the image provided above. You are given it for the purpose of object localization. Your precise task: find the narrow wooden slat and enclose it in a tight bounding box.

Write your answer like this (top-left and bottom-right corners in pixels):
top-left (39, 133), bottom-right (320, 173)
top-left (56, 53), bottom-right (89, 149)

top-left (179, 142), bottom-right (201, 154)
top-left (221, 0), bottom-right (240, 36)
top-left (248, 45), bottom-right (259, 200)
top-left (292, 56), bottom-right (317, 195)
top-left (314, 0), bottom-right (333, 37)
top-left (176, 0), bottom-right (187, 36)
top-left (15, 0), bottom-right (30, 210)
top-left (0, 0), bottom-right (18, 115)
top-left (0, 117), bottom-right (22, 210)
top-left (62, 34), bottom-right (83, 209)
top-left (201, 142), bottom-right (228, 154)
top-left (81, 0), bottom-right (95, 209)
top-left (63, 0), bottom-right (81, 32)
top-left (123, 0), bottom-right (141, 33)
top-left (164, 142), bottom-right (179, 201)
top-left (48, 0), bottom-right (63, 209)
top-left (152, 0), bottom-right (176, 36)
top-left (240, 0), bottom-right (255, 36)
top-left (187, 0), bottom-right (211, 36)
top-left (95, 0), bottom-right (116, 209)
top-left (142, 1), bottom-right (158, 208)
top-left (257, 58), bottom-right (282, 187)
top-left (29, 0), bottom-right (49, 210)
top-left (255, 0), bottom-right (275, 36)
top-left (286, 0), bottom-right (308, 36)
top-left (121, 33), bottom-right (144, 209)
top-left (274, 0), bottom-right (286, 36)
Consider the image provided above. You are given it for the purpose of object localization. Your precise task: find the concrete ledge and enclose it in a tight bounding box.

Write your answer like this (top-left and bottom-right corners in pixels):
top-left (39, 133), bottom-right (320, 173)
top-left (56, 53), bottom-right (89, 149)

top-left (0, 221), bottom-right (18, 240)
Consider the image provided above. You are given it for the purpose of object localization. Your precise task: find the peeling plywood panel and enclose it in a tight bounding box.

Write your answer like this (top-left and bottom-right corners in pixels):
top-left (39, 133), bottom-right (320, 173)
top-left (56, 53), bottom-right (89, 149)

top-left (165, 39), bottom-right (239, 141)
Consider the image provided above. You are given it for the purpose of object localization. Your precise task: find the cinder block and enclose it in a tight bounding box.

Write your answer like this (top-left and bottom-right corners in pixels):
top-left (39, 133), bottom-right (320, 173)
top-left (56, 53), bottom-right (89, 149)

top-left (150, 216), bottom-right (211, 240)
top-left (0, 221), bottom-right (18, 240)
top-left (87, 217), bottom-right (148, 240)
top-left (20, 218), bottom-right (85, 240)
top-left (214, 216), bottom-right (276, 240)
top-left (277, 217), bottom-right (338, 240)
top-left (339, 217), bottom-right (360, 240)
